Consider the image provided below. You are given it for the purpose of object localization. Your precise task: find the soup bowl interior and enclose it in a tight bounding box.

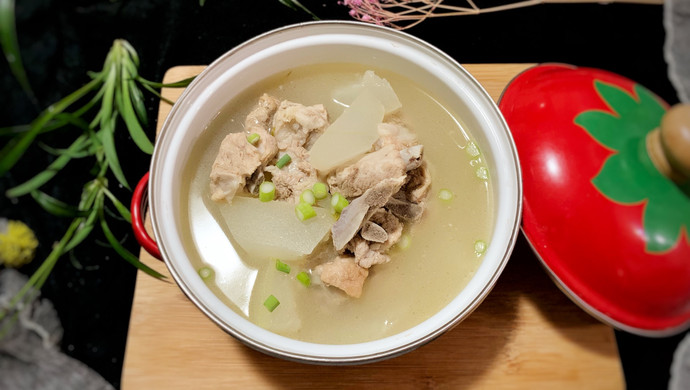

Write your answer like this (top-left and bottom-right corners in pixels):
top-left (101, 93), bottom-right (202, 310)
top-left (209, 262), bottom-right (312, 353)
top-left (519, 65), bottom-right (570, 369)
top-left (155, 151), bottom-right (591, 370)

top-left (149, 21), bottom-right (522, 363)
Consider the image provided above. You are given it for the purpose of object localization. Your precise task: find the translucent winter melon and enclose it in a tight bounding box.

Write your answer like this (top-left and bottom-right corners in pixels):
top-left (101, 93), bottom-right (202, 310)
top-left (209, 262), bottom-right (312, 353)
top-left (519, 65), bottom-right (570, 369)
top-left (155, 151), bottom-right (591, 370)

top-left (219, 196), bottom-right (334, 261)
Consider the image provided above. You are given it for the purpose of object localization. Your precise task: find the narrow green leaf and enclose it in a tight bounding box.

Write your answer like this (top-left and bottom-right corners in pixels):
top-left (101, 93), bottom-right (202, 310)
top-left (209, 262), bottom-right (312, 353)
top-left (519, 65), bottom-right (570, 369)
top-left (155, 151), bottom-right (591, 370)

top-left (6, 134), bottom-right (90, 197)
top-left (129, 79), bottom-right (148, 126)
top-left (279, 0), bottom-right (298, 11)
top-left (30, 190), bottom-right (88, 217)
top-left (0, 77), bottom-right (101, 175)
top-left (103, 187), bottom-right (132, 223)
top-left (141, 83), bottom-right (175, 106)
top-left (98, 115), bottom-right (130, 189)
top-left (98, 66), bottom-right (117, 130)
top-left (64, 208), bottom-right (98, 252)
top-left (0, 113), bottom-right (88, 137)
top-left (78, 179), bottom-right (102, 210)
top-left (119, 39), bottom-right (139, 68)
top-left (38, 139), bottom-right (92, 159)
top-left (137, 76), bottom-right (196, 89)
top-left (119, 69), bottom-right (153, 154)
top-left (1, 216), bottom-right (82, 324)
top-left (0, 124), bottom-right (29, 137)
top-left (278, 0), bottom-right (320, 20)
top-left (73, 82), bottom-right (106, 118)
top-left (99, 211), bottom-right (166, 280)
top-left (0, 0), bottom-right (35, 101)
top-left (52, 112), bottom-right (90, 131)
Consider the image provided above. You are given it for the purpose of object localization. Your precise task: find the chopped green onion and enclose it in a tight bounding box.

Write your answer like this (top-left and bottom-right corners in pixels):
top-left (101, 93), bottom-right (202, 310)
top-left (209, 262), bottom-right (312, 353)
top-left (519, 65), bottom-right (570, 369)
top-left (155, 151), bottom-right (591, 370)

top-left (312, 182), bottom-right (328, 199)
top-left (246, 133), bottom-right (260, 145)
top-left (476, 166), bottom-right (488, 180)
top-left (438, 188), bottom-right (453, 201)
top-left (465, 141), bottom-right (480, 157)
top-left (295, 201), bottom-right (317, 221)
top-left (263, 295), bottom-right (280, 312)
top-left (259, 181), bottom-right (276, 202)
top-left (275, 153), bottom-right (292, 168)
top-left (198, 266), bottom-right (213, 280)
top-left (331, 193), bottom-right (349, 213)
top-left (275, 259), bottom-right (291, 274)
top-left (474, 240), bottom-right (488, 256)
top-left (296, 271), bottom-right (311, 287)
top-left (300, 189), bottom-right (316, 205)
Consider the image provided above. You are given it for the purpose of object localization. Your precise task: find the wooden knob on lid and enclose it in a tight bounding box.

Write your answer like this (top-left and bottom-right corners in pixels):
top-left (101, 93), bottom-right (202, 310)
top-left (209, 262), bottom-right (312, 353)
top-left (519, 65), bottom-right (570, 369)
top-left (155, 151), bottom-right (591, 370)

top-left (647, 104), bottom-right (690, 183)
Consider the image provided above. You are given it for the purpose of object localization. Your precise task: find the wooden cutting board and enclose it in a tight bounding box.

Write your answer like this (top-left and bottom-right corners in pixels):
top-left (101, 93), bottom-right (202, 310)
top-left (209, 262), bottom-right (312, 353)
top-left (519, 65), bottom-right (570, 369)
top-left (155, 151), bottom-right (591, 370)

top-left (121, 64), bottom-right (624, 389)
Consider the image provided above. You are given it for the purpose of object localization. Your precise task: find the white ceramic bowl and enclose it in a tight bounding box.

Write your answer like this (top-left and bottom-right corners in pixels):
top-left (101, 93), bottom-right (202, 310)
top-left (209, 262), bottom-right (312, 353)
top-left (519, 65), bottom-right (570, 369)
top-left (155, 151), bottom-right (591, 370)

top-left (146, 21), bottom-right (522, 364)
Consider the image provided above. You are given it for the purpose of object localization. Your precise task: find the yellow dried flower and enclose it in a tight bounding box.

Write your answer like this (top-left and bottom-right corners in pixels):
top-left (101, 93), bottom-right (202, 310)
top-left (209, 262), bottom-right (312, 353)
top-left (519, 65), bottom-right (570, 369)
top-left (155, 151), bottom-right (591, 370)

top-left (0, 219), bottom-right (38, 268)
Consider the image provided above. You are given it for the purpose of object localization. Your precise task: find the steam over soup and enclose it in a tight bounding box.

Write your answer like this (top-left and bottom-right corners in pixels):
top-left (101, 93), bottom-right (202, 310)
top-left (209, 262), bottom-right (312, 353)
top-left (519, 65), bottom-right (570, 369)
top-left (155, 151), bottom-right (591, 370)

top-left (180, 64), bottom-right (494, 344)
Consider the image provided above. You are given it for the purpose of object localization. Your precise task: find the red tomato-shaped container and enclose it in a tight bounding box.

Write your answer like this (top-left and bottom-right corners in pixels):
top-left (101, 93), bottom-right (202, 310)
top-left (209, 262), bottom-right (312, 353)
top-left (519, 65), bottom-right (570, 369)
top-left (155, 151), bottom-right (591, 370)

top-left (499, 64), bottom-right (690, 336)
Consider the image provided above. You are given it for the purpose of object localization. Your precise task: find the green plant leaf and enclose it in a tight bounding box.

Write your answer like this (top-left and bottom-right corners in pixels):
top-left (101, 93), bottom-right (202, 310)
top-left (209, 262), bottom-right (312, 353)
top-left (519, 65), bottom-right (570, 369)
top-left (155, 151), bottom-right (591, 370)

top-left (99, 211), bottom-right (166, 280)
top-left (278, 0), bottom-right (320, 20)
top-left (103, 187), bottom-right (132, 223)
top-left (137, 76), bottom-right (195, 105)
top-left (119, 70), bottom-right (153, 154)
top-left (98, 66), bottom-right (117, 130)
top-left (38, 140), bottom-right (92, 159)
top-left (98, 114), bottom-right (130, 190)
top-left (0, 0), bottom-right (35, 102)
top-left (0, 76), bottom-right (101, 175)
top-left (140, 82), bottom-right (175, 106)
top-left (6, 134), bottom-right (90, 198)
top-left (137, 76), bottom-right (196, 88)
top-left (1, 216), bottom-right (83, 327)
top-left (129, 79), bottom-right (148, 126)
top-left (1, 112), bottom-right (89, 138)
top-left (30, 190), bottom-right (89, 217)
top-left (64, 208), bottom-right (98, 252)
top-left (119, 39), bottom-right (139, 67)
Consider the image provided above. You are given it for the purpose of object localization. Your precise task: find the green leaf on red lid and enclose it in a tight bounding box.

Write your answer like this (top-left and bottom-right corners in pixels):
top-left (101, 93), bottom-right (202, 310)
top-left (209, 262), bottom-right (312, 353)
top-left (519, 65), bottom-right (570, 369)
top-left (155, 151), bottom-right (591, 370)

top-left (576, 81), bottom-right (690, 253)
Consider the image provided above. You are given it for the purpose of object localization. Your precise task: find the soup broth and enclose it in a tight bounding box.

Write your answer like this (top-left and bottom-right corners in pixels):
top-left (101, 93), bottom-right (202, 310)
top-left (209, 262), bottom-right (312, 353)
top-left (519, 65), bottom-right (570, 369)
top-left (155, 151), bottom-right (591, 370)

top-left (180, 63), bottom-right (494, 344)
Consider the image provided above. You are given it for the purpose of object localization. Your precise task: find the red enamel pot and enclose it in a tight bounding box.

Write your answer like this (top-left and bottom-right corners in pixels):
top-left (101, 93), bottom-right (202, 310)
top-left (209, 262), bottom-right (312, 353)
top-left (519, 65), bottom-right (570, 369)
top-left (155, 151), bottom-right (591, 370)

top-left (499, 64), bottom-right (690, 336)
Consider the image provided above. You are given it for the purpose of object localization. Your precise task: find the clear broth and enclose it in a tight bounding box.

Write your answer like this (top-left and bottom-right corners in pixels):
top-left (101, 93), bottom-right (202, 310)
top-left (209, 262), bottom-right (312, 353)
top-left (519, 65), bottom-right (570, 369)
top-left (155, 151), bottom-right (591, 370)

top-left (179, 63), bottom-right (494, 344)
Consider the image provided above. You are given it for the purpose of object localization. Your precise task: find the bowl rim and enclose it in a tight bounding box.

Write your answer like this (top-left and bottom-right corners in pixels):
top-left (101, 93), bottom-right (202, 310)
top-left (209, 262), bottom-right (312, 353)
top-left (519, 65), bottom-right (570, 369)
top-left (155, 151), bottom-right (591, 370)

top-left (148, 20), bottom-right (523, 363)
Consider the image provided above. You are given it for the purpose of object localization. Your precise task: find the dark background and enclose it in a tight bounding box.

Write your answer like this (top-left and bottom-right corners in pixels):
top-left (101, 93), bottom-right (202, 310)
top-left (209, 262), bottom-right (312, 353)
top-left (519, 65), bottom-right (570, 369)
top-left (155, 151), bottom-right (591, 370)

top-left (0, 0), bottom-right (687, 389)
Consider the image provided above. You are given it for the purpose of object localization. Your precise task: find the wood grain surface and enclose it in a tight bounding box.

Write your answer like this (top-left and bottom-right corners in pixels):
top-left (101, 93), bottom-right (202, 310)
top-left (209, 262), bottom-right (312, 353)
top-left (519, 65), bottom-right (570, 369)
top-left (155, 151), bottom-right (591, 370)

top-left (121, 64), bottom-right (624, 389)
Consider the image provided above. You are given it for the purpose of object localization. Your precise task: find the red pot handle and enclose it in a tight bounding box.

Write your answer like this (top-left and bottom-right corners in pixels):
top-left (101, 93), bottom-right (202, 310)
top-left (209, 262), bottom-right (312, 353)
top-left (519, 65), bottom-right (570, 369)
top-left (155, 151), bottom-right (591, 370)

top-left (131, 172), bottom-right (162, 260)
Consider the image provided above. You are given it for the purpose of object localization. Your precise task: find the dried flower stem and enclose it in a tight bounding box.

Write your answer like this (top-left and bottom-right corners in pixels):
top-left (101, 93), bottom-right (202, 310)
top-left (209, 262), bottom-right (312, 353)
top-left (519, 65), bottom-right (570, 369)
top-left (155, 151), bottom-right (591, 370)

top-left (342, 0), bottom-right (664, 30)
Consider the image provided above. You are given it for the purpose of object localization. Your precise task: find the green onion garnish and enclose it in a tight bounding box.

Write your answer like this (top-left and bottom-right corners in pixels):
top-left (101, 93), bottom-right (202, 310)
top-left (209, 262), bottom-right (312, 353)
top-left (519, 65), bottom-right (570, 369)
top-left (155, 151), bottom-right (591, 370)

top-left (275, 153), bottom-right (292, 168)
top-left (246, 133), bottom-right (260, 145)
top-left (474, 240), bottom-right (488, 256)
top-left (465, 141), bottom-right (480, 157)
top-left (438, 188), bottom-right (453, 201)
top-left (331, 193), bottom-right (349, 213)
top-left (198, 266), bottom-right (213, 280)
top-left (263, 295), bottom-right (280, 312)
top-left (295, 201), bottom-right (317, 221)
top-left (275, 259), bottom-right (291, 274)
top-left (300, 189), bottom-right (316, 205)
top-left (259, 181), bottom-right (276, 202)
top-left (476, 166), bottom-right (488, 180)
top-left (312, 182), bottom-right (328, 200)
top-left (296, 271), bottom-right (311, 287)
